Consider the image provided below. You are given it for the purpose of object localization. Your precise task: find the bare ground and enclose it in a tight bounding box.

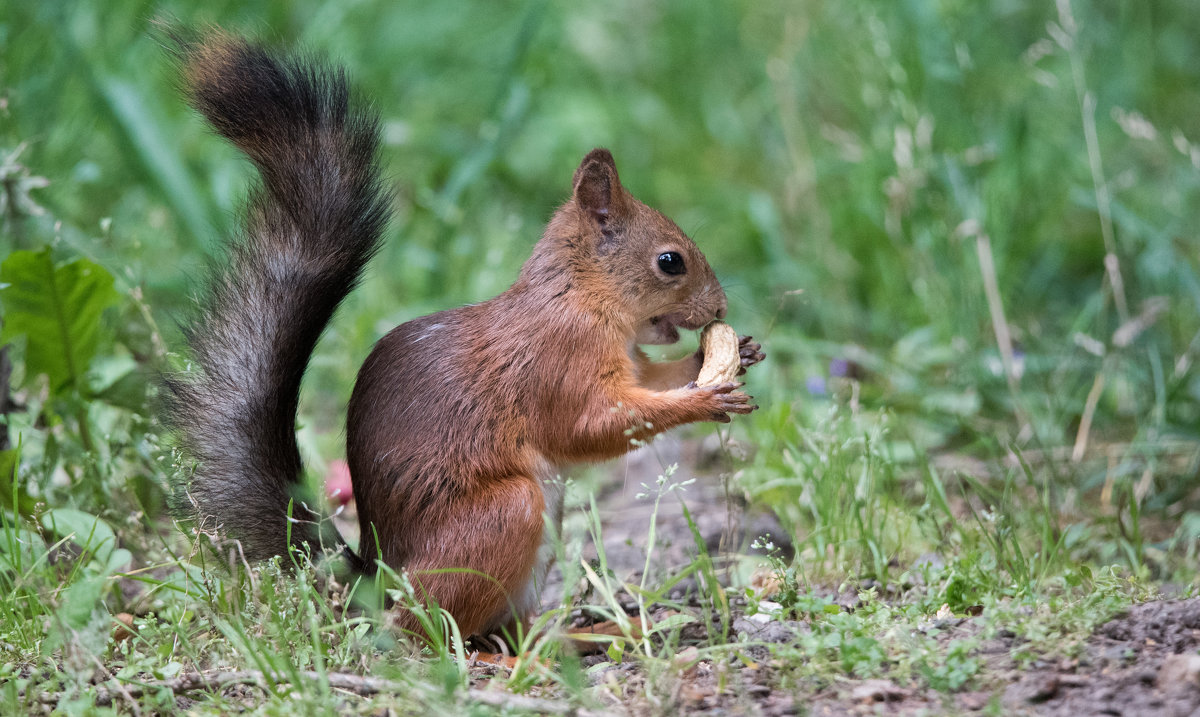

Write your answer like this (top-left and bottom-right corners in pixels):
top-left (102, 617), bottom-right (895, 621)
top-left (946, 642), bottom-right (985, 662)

top-left (532, 439), bottom-right (1200, 716)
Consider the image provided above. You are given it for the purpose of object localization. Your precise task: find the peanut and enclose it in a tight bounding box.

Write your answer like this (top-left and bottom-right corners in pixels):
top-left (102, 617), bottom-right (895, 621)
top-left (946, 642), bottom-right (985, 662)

top-left (696, 321), bottom-right (741, 386)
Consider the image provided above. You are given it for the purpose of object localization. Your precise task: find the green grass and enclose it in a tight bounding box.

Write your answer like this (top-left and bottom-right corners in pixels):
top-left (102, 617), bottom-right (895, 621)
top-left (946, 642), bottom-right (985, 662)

top-left (1, 0), bottom-right (1199, 712)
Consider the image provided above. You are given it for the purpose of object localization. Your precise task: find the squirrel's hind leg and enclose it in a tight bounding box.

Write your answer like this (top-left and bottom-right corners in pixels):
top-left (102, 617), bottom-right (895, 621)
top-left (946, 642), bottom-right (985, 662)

top-left (391, 475), bottom-right (545, 642)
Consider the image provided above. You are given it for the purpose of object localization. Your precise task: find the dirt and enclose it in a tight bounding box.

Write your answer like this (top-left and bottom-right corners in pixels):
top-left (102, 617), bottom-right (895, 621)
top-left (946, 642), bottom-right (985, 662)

top-left (1003, 599), bottom-right (1200, 716)
top-left (540, 438), bottom-right (1200, 716)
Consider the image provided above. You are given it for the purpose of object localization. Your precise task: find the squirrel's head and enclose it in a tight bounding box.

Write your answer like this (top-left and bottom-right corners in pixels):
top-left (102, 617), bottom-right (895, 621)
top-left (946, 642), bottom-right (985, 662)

top-left (562, 148), bottom-right (727, 345)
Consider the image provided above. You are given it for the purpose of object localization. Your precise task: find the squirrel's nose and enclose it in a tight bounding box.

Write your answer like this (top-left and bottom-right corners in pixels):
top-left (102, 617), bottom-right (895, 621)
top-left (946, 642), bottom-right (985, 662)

top-left (713, 282), bottom-right (728, 319)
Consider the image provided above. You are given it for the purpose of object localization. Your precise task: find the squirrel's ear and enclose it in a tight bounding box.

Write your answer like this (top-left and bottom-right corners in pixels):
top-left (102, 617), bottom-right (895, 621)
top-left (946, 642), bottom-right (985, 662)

top-left (572, 148), bottom-right (625, 226)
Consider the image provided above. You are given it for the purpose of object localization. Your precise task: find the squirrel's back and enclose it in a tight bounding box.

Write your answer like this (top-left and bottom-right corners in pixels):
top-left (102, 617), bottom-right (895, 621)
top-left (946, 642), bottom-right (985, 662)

top-left (163, 34), bottom-right (390, 561)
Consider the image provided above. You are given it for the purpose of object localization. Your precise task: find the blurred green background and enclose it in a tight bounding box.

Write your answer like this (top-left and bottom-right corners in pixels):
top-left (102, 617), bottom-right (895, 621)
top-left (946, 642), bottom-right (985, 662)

top-left (3, 0), bottom-right (1200, 573)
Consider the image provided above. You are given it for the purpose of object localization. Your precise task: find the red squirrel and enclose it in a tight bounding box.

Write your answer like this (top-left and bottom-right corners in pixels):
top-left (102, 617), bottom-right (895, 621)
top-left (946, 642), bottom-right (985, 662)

top-left (164, 33), bottom-right (764, 641)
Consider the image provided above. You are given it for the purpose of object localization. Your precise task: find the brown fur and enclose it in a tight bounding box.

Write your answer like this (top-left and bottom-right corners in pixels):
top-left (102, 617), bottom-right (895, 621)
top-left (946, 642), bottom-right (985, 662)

top-left (348, 150), bottom-right (759, 637)
top-left (167, 35), bottom-right (764, 642)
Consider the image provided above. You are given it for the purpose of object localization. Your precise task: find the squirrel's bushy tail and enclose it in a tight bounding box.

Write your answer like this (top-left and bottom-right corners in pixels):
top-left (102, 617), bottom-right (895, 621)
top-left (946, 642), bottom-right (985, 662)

top-left (163, 33), bottom-right (389, 563)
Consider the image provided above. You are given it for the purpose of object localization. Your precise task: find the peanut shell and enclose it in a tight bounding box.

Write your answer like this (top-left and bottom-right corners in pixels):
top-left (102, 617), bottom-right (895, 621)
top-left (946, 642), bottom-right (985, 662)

top-left (696, 321), bottom-right (741, 386)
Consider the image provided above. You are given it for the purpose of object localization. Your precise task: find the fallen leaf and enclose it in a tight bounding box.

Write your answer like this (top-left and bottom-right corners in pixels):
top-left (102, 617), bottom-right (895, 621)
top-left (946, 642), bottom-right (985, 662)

top-left (113, 613), bottom-right (135, 643)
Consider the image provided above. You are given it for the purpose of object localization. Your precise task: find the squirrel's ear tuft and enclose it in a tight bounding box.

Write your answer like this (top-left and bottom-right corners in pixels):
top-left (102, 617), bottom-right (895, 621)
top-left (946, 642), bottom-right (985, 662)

top-left (572, 148), bottom-right (624, 226)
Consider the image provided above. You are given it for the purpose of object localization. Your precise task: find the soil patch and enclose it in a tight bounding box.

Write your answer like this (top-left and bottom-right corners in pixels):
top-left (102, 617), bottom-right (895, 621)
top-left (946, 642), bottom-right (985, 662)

top-left (549, 441), bottom-right (1200, 715)
top-left (1005, 599), bottom-right (1200, 716)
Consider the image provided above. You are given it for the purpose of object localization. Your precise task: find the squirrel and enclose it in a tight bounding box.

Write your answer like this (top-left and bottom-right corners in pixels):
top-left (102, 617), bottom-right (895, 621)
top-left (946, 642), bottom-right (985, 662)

top-left (164, 33), bottom-right (765, 642)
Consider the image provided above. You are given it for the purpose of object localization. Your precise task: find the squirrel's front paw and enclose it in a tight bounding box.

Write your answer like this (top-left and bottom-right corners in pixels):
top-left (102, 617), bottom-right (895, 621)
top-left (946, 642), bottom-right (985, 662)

top-left (689, 381), bottom-right (757, 423)
top-left (737, 336), bottom-right (765, 376)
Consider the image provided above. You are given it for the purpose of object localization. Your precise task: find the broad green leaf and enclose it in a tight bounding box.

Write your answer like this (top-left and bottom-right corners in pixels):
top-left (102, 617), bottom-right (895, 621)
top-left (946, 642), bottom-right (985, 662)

top-left (102, 547), bottom-right (133, 574)
top-left (40, 507), bottom-right (118, 564)
top-left (0, 248), bottom-right (120, 395)
top-left (0, 524), bottom-right (48, 573)
top-left (90, 354), bottom-right (148, 410)
top-left (57, 575), bottom-right (107, 630)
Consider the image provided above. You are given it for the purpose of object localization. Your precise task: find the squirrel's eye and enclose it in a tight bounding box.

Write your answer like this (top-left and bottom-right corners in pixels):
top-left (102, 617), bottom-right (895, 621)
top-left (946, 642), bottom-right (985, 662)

top-left (657, 252), bottom-right (686, 275)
